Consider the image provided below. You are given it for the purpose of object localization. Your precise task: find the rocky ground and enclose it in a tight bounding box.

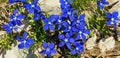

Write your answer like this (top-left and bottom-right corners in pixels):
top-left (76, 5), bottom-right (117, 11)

top-left (0, 0), bottom-right (120, 58)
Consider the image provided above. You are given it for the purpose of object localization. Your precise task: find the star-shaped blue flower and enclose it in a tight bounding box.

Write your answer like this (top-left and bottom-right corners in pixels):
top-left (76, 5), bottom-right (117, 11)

top-left (58, 33), bottom-right (74, 49)
top-left (106, 11), bottom-right (120, 28)
top-left (10, 9), bottom-right (25, 26)
top-left (43, 15), bottom-right (58, 31)
top-left (16, 32), bottom-right (34, 49)
top-left (71, 42), bottom-right (84, 55)
top-left (97, 0), bottom-right (109, 9)
top-left (2, 22), bottom-right (17, 33)
top-left (24, 0), bottom-right (41, 14)
top-left (75, 28), bottom-right (90, 41)
top-left (40, 42), bottom-right (56, 58)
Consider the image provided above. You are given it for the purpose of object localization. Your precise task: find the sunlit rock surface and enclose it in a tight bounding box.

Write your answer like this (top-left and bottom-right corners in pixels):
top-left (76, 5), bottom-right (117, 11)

top-left (38, 0), bottom-right (61, 15)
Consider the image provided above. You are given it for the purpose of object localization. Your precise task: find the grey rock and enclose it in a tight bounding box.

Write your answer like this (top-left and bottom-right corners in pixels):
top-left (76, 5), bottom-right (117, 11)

top-left (38, 0), bottom-right (61, 15)
top-left (98, 37), bottom-right (115, 53)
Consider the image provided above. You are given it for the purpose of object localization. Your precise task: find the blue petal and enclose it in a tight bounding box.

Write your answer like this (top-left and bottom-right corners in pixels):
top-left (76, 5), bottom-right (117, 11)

top-left (43, 18), bottom-right (48, 23)
top-left (49, 24), bottom-right (55, 31)
top-left (18, 43), bottom-right (24, 49)
top-left (42, 42), bottom-right (48, 49)
top-left (69, 16), bottom-right (74, 21)
top-left (51, 49), bottom-right (56, 54)
top-left (17, 14), bottom-right (25, 19)
top-left (39, 50), bottom-right (46, 54)
top-left (106, 21), bottom-right (111, 26)
top-left (81, 34), bottom-right (86, 41)
top-left (43, 24), bottom-right (49, 30)
top-left (20, 0), bottom-right (26, 2)
top-left (34, 6), bottom-right (41, 11)
top-left (112, 12), bottom-right (118, 17)
top-left (66, 43), bottom-right (71, 50)
top-left (49, 42), bottom-right (54, 49)
top-left (84, 30), bottom-right (90, 34)
top-left (13, 9), bottom-right (18, 14)
top-left (16, 36), bottom-right (23, 42)
top-left (33, 0), bottom-right (38, 4)
top-left (26, 38), bottom-right (34, 44)
top-left (29, 8), bottom-right (34, 14)
top-left (106, 13), bottom-right (112, 18)
top-left (58, 34), bottom-right (65, 40)
top-left (69, 38), bottom-right (75, 43)
top-left (65, 33), bottom-right (70, 38)
top-left (24, 4), bottom-right (30, 8)
top-left (79, 14), bottom-right (85, 21)
top-left (58, 24), bottom-right (62, 30)
top-left (23, 32), bottom-right (28, 39)
top-left (59, 42), bottom-right (65, 47)
top-left (24, 43), bottom-right (30, 48)
top-left (71, 49), bottom-right (77, 55)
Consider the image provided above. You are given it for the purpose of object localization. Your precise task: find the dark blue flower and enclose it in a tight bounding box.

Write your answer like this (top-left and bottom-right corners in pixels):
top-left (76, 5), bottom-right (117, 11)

top-left (16, 32), bottom-right (34, 49)
top-left (9, 0), bottom-right (26, 4)
top-left (33, 10), bottom-right (45, 20)
top-left (75, 28), bottom-right (90, 41)
top-left (106, 11), bottom-right (120, 28)
top-left (97, 0), bottom-right (109, 9)
top-left (71, 42), bottom-right (84, 55)
top-left (71, 14), bottom-right (86, 30)
top-left (24, 0), bottom-right (40, 14)
top-left (40, 42), bottom-right (56, 58)
top-left (43, 15), bottom-right (58, 31)
top-left (58, 33), bottom-right (74, 49)
top-left (10, 9), bottom-right (25, 26)
top-left (2, 22), bottom-right (17, 33)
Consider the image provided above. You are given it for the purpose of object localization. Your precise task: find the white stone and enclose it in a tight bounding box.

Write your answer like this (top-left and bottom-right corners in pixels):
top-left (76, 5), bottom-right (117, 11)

top-left (86, 34), bottom-right (97, 50)
top-left (98, 37), bottom-right (115, 53)
top-left (38, 0), bottom-right (61, 15)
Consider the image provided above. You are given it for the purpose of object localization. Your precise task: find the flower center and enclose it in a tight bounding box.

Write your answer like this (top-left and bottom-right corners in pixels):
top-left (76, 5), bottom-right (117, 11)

top-left (10, 26), bottom-right (13, 29)
top-left (77, 20), bottom-right (80, 23)
top-left (100, 2), bottom-right (103, 5)
top-left (13, 17), bottom-right (17, 20)
top-left (79, 31), bottom-right (82, 34)
top-left (64, 38), bottom-right (68, 42)
top-left (46, 48), bottom-right (50, 52)
top-left (111, 18), bottom-right (114, 21)
top-left (76, 47), bottom-right (79, 50)
top-left (48, 22), bottom-right (52, 24)
top-left (67, 12), bottom-right (71, 15)
top-left (58, 20), bottom-right (61, 23)
top-left (31, 5), bottom-right (35, 7)
top-left (23, 40), bottom-right (26, 43)
top-left (69, 26), bottom-right (71, 29)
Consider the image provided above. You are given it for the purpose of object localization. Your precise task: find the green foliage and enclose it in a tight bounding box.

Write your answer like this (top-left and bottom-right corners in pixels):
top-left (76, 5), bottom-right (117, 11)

top-left (0, 34), bottom-right (15, 50)
top-left (73, 0), bottom-right (97, 13)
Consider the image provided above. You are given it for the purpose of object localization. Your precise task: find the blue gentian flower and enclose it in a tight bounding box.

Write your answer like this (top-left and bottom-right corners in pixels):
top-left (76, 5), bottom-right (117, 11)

top-left (75, 28), bottom-right (90, 41)
top-left (58, 33), bottom-right (74, 49)
top-left (10, 9), bottom-right (25, 26)
top-left (106, 11), bottom-right (120, 28)
top-left (24, 0), bottom-right (40, 14)
top-left (43, 15), bottom-right (58, 31)
top-left (71, 42), bottom-right (84, 55)
top-left (9, 0), bottom-right (26, 4)
top-left (2, 22), bottom-right (17, 33)
top-left (33, 10), bottom-right (45, 20)
top-left (40, 42), bottom-right (56, 58)
top-left (16, 32), bottom-right (34, 49)
top-left (97, 0), bottom-right (109, 9)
